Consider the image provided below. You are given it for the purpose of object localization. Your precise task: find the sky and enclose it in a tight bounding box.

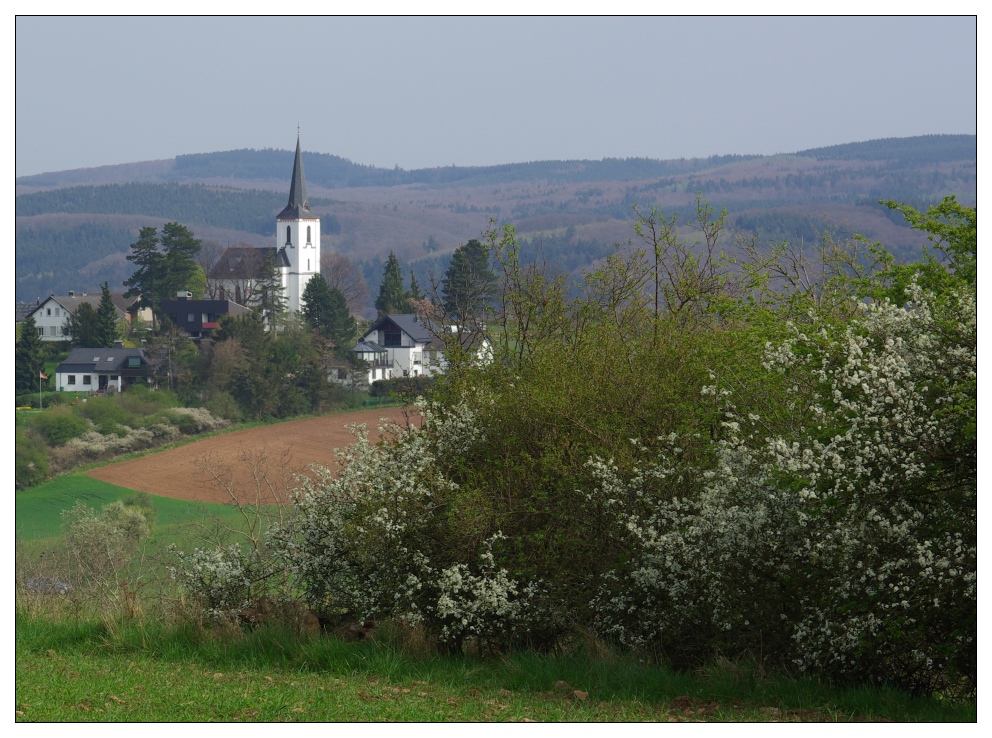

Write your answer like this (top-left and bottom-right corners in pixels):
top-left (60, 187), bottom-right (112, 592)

top-left (14, 15), bottom-right (978, 177)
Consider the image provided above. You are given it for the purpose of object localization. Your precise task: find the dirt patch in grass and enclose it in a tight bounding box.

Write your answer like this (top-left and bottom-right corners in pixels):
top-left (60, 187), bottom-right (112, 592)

top-left (84, 407), bottom-right (418, 505)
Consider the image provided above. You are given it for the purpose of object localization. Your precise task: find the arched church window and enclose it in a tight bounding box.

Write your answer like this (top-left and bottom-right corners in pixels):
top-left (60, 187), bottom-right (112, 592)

top-left (306, 226), bottom-right (312, 245)
top-left (286, 225), bottom-right (292, 247)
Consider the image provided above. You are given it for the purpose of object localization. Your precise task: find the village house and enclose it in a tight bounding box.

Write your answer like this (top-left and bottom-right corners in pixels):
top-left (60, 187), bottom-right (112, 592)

top-left (54, 347), bottom-right (152, 393)
top-left (25, 291), bottom-right (148, 341)
top-left (351, 314), bottom-right (490, 385)
top-left (158, 292), bottom-right (252, 339)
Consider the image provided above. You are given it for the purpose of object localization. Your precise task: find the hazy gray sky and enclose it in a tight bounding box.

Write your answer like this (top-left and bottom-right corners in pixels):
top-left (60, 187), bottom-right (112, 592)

top-left (15, 16), bottom-right (977, 177)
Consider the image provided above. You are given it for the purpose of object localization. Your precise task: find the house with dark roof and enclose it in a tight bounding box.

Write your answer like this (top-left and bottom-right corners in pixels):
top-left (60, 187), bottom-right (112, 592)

top-left (352, 314), bottom-right (490, 384)
top-left (159, 292), bottom-right (252, 339)
top-left (54, 348), bottom-right (152, 393)
top-left (25, 291), bottom-right (146, 342)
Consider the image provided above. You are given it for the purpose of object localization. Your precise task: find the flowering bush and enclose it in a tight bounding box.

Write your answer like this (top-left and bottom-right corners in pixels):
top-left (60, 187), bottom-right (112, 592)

top-left (589, 284), bottom-right (976, 695)
top-left (168, 544), bottom-right (256, 621)
top-left (280, 404), bottom-right (552, 651)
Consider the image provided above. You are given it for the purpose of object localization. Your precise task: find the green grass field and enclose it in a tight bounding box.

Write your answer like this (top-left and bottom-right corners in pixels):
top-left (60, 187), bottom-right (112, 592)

top-left (14, 616), bottom-right (975, 723)
top-left (16, 474), bottom-right (243, 542)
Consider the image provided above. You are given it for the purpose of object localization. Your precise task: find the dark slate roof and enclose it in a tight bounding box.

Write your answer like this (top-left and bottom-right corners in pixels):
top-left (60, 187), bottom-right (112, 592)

top-left (159, 298), bottom-right (252, 316)
top-left (353, 340), bottom-right (387, 353)
top-left (16, 301), bottom-right (39, 322)
top-left (56, 348), bottom-right (149, 374)
top-left (277, 136), bottom-right (316, 220)
top-left (363, 314), bottom-right (439, 344)
top-left (208, 247), bottom-right (286, 280)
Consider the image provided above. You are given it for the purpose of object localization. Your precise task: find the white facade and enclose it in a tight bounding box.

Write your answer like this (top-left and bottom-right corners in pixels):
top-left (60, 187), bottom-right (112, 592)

top-left (363, 326), bottom-right (443, 379)
top-left (277, 216), bottom-right (321, 313)
top-left (30, 297), bottom-right (69, 340)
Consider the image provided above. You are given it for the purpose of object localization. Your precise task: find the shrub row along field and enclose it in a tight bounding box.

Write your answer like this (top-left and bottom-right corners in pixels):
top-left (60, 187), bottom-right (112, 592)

top-left (15, 386), bottom-right (228, 490)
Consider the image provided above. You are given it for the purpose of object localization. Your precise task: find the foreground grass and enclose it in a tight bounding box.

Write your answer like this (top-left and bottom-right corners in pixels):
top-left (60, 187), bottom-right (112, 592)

top-left (15, 615), bottom-right (974, 722)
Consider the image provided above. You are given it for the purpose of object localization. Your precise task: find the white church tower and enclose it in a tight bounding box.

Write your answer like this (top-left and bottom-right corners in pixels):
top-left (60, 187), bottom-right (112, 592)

top-left (276, 135), bottom-right (320, 313)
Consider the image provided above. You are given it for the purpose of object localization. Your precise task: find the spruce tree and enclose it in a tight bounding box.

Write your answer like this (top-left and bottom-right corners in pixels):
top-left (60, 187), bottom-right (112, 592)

top-left (15, 315), bottom-right (44, 395)
top-left (375, 251), bottom-right (410, 316)
top-left (303, 278), bottom-right (357, 356)
top-left (123, 226), bottom-right (162, 328)
top-left (326, 285), bottom-right (357, 357)
top-left (301, 275), bottom-right (335, 336)
top-left (159, 222), bottom-right (203, 299)
top-left (64, 302), bottom-right (100, 348)
top-left (258, 250), bottom-right (287, 327)
top-left (442, 239), bottom-right (496, 321)
top-left (95, 282), bottom-right (118, 348)
top-left (409, 269), bottom-right (423, 300)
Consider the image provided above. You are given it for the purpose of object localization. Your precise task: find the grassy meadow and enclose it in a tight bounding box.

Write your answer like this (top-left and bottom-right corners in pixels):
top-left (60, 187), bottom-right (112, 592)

top-left (16, 615), bottom-right (975, 723)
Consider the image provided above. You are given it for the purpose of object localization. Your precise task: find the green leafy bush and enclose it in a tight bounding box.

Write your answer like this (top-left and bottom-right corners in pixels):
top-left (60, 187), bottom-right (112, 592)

top-left (31, 408), bottom-right (89, 446)
top-left (15, 430), bottom-right (49, 490)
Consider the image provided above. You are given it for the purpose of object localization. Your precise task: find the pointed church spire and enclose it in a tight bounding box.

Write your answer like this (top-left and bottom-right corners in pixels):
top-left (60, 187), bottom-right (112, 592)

top-left (278, 135), bottom-right (311, 219)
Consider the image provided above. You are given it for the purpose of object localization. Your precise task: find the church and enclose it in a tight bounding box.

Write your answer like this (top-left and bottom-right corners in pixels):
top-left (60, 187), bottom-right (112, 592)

top-left (207, 136), bottom-right (321, 314)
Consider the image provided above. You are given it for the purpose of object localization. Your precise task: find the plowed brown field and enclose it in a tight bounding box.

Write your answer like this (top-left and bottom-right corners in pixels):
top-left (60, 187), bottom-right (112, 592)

top-left (84, 407), bottom-right (419, 505)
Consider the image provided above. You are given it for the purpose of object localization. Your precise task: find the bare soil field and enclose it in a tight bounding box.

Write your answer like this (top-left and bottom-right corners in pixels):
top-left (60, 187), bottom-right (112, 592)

top-left (85, 407), bottom-right (418, 505)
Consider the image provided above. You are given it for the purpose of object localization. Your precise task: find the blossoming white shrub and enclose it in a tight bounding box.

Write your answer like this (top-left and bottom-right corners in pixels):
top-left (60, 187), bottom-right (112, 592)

top-left (589, 285), bottom-right (976, 695)
top-left (281, 402), bottom-right (549, 651)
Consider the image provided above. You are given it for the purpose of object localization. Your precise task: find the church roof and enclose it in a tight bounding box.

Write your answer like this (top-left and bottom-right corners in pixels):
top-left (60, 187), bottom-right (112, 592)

top-left (277, 136), bottom-right (316, 220)
top-left (209, 247), bottom-right (288, 280)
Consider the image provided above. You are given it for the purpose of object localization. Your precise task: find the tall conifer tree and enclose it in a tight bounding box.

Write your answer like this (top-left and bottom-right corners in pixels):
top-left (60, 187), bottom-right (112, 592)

top-left (95, 282), bottom-right (118, 348)
top-left (15, 316), bottom-right (44, 394)
top-left (375, 251), bottom-right (410, 316)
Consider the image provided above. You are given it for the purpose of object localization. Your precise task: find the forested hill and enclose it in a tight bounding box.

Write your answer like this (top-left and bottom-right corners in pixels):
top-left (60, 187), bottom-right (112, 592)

top-left (15, 183), bottom-right (340, 237)
top-left (794, 134), bottom-right (975, 164)
top-left (16, 135), bottom-right (974, 191)
top-left (15, 134), bottom-right (976, 306)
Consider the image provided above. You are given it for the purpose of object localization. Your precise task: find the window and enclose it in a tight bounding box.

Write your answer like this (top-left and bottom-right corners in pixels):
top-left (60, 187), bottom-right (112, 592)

top-left (106, 357), bottom-right (115, 362)
top-left (49, 326), bottom-right (57, 336)
top-left (92, 357), bottom-right (100, 362)
top-left (67, 375), bottom-right (76, 385)
top-left (188, 313), bottom-right (195, 323)
top-left (128, 357), bottom-right (140, 367)
top-left (307, 259), bottom-right (310, 271)
top-left (46, 308), bottom-right (51, 316)
top-left (384, 331), bottom-right (402, 347)
top-left (286, 225), bottom-right (292, 247)
top-left (54, 308), bottom-right (60, 317)
top-left (37, 327), bottom-right (43, 337)
top-left (306, 226), bottom-right (311, 245)
top-left (82, 376), bottom-right (91, 385)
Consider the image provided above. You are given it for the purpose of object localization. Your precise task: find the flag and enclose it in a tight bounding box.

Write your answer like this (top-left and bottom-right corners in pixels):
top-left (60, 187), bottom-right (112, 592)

top-left (39, 372), bottom-right (48, 380)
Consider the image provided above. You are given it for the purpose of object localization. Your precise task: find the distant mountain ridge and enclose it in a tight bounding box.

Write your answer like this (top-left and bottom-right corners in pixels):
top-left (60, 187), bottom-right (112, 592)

top-left (15, 135), bottom-right (976, 307)
top-left (18, 134), bottom-right (975, 191)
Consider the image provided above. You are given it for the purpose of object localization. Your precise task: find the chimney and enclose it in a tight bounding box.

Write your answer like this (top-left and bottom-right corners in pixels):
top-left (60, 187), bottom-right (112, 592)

top-left (68, 290), bottom-right (75, 296)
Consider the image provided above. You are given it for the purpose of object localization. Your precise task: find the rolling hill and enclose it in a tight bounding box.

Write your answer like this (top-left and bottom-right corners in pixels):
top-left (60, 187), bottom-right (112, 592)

top-left (15, 135), bottom-right (976, 312)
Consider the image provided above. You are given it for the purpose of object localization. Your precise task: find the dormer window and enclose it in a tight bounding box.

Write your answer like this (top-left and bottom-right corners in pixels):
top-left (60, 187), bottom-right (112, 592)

top-left (286, 225), bottom-right (293, 247)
